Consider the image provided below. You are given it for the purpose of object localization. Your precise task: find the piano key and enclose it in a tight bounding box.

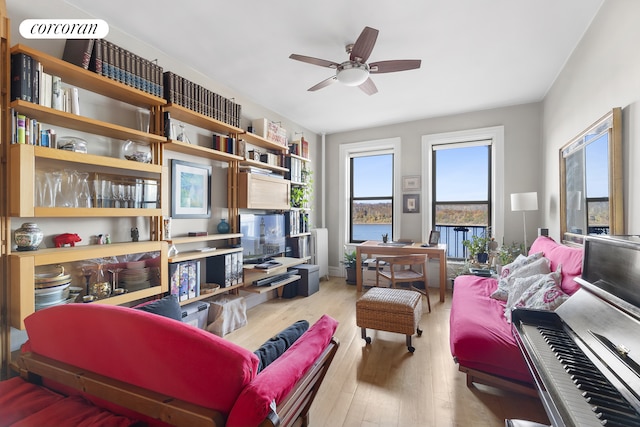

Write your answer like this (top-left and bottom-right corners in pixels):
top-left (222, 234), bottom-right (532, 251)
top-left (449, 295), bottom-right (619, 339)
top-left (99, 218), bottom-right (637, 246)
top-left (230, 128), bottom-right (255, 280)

top-left (594, 408), bottom-right (640, 426)
top-left (585, 394), bottom-right (636, 413)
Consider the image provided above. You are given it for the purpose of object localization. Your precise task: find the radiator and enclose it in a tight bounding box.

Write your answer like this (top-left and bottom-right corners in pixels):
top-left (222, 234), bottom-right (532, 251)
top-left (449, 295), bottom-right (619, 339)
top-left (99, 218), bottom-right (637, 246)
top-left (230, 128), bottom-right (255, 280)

top-left (310, 228), bottom-right (329, 279)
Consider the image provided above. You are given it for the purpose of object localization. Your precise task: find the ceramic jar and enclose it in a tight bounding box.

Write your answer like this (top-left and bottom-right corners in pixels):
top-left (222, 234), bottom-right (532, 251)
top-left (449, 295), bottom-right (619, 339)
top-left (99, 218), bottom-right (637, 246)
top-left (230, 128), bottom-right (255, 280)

top-left (217, 218), bottom-right (230, 233)
top-left (14, 222), bottom-right (44, 251)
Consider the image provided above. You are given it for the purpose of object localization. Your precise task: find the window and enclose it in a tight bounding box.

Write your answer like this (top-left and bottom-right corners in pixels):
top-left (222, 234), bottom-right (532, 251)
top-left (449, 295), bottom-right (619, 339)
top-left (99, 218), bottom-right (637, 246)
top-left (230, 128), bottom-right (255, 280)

top-left (350, 153), bottom-right (393, 242)
top-left (433, 141), bottom-right (491, 258)
top-left (422, 127), bottom-right (504, 258)
top-left (339, 138), bottom-right (401, 247)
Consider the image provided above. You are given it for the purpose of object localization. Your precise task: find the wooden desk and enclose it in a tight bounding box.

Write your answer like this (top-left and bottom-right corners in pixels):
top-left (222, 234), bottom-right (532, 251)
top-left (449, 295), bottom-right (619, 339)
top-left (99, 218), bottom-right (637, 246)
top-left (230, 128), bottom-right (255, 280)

top-left (355, 241), bottom-right (448, 302)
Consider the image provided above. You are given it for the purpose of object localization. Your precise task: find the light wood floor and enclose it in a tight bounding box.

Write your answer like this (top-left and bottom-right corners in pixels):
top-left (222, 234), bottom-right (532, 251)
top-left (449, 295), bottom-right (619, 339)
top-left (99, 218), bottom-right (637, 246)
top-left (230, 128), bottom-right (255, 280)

top-left (225, 277), bottom-right (551, 427)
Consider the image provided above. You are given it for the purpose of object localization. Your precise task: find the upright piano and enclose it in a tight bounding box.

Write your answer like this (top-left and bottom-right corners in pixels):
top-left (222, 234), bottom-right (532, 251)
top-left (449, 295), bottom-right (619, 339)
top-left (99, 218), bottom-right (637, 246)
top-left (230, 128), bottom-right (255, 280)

top-left (512, 235), bottom-right (640, 427)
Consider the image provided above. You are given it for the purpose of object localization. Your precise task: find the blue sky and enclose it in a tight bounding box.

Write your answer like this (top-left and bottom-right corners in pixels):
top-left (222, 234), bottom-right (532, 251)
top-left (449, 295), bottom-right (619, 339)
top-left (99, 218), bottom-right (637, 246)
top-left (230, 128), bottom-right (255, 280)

top-left (353, 146), bottom-right (489, 201)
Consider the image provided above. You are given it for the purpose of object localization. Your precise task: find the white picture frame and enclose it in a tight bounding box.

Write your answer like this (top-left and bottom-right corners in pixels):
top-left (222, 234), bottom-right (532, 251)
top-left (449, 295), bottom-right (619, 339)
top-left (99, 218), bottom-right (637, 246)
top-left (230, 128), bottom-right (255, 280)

top-left (402, 175), bottom-right (421, 192)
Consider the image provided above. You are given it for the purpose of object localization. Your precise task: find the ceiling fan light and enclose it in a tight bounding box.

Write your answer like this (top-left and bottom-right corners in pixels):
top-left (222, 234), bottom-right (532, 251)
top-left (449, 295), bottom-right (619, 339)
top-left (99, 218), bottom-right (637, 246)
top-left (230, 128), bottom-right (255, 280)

top-left (337, 62), bottom-right (369, 86)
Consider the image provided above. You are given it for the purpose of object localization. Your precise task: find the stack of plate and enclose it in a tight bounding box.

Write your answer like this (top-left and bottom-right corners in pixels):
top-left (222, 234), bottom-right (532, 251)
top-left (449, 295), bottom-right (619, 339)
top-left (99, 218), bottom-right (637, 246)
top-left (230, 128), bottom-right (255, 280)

top-left (120, 267), bottom-right (151, 292)
top-left (34, 267), bottom-right (72, 310)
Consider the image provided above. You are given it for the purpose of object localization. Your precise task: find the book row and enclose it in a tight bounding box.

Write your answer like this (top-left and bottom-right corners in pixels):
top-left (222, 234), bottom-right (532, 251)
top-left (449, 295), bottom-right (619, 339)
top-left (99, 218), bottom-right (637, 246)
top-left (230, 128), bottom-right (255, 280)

top-left (168, 260), bottom-right (202, 302)
top-left (163, 71), bottom-right (241, 128)
top-left (63, 39), bottom-right (163, 98)
top-left (9, 109), bottom-right (55, 146)
top-left (286, 156), bottom-right (308, 183)
top-left (11, 52), bottom-right (79, 114)
top-left (205, 252), bottom-right (244, 289)
top-left (289, 138), bottom-right (310, 159)
top-left (285, 210), bottom-right (310, 237)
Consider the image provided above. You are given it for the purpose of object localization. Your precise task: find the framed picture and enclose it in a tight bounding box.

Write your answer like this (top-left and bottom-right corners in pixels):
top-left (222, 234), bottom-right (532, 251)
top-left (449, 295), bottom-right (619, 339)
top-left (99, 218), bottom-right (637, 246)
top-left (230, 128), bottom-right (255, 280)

top-left (428, 230), bottom-right (441, 246)
top-left (403, 194), bottom-right (420, 213)
top-left (171, 159), bottom-right (211, 219)
top-left (402, 175), bottom-right (421, 192)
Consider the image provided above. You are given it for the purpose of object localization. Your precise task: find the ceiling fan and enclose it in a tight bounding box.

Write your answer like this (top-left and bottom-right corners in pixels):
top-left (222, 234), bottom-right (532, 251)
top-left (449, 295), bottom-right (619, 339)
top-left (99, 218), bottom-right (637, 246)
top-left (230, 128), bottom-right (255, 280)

top-left (289, 26), bottom-right (421, 95)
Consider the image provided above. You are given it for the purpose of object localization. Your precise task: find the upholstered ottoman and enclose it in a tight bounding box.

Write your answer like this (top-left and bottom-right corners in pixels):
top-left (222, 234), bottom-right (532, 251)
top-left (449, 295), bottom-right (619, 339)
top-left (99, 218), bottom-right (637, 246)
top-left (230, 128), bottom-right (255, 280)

top-left (356, 287), bottom-right (423, 352)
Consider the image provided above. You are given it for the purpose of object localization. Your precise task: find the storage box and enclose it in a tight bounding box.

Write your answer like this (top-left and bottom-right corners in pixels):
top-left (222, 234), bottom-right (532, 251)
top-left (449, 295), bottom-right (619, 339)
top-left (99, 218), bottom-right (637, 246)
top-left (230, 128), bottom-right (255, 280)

top-left (181, 301), bottom-right (210, 330)
top-left (205, 294), bottom-right (247, 337)
top-left (294, 264), bottom-right (320, 296)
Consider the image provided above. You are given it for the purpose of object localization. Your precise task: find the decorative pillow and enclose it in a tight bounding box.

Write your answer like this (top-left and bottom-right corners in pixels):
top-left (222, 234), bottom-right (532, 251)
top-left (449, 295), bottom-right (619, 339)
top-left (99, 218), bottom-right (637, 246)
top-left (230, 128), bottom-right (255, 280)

top-left (519, 276), bottom-right (569, 313)
top-left (133, 294), bottom-right (182, 321)
top-left (254, 320), bottom-right (310, 373)
top-left (491, 253), bottom-right (548, 301)
top-left (504, 266), bottom-right (562, 322)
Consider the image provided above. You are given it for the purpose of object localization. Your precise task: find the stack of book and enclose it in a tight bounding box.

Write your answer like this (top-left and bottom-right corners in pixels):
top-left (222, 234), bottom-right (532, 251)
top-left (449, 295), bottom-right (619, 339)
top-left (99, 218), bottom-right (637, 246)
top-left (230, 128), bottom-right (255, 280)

top-left (9, 110), bottom-right (56, 146)
top-left (286, 210), bottom-right (309, 236)
top-left (11, 52), bottom-right (75, 112)
top-left (62, 39), bottom-right (164, 98)
top-left (212, 133), bottom-right (237, 154)
top-left (289, 138), bottom-right (309, 159)
top-left (168, 260), bottom-right (201, 302)
top-left (206, 252), bottom-right (243, 289)
top-left (163, 71), bottom-right (241, 128)
top-left (286, 156), bottom-right (305, 183)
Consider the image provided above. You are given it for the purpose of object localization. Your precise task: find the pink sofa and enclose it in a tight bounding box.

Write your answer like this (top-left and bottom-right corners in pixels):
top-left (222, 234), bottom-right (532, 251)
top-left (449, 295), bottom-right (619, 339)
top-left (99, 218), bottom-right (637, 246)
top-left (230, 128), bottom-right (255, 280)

top-left (449, 236), bottom-right (583, 393)
top-left (3, 304), bottom-right (339, 427)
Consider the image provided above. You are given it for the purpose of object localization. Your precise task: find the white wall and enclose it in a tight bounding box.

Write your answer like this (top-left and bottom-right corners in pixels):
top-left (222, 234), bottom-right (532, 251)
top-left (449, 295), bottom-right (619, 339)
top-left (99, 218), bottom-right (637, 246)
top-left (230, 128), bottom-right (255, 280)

top-left (325, 102), bottom-right (542, 272)
top-left (542, 0), bottom-right (640, 239)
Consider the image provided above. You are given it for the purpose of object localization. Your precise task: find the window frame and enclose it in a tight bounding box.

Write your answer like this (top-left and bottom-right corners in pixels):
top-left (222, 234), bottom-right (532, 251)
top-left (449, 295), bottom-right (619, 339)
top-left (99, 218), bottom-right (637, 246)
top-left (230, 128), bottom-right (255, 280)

top-left (421, 126), bottom-right (505, 245)
top-left (339, 138), bottom-right (402, 248)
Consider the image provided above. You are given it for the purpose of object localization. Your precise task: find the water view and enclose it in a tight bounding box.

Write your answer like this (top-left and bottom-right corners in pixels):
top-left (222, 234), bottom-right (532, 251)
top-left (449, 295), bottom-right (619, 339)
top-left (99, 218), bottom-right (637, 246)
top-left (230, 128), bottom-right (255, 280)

top-left (353, 223), bottom-right (392, 241)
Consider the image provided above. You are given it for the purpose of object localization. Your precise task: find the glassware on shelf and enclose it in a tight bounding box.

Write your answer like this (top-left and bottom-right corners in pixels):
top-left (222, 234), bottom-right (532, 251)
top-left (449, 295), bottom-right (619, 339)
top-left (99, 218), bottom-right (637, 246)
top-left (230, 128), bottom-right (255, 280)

top-left (107, 265), bottom-right (124, 294)
top-left (89, 263), bottom-right (111, 299)
top-left (75, 171), bottom-right (92, 208)
top-left (58, 169), bottom-right (77, 207)
top-left (121, 140), bottom-right (152, 163)
top-left (35, 170), bottom-right (47, 207)
top-left (176, 123), bottom-right (191, 144)
top-left (56, 136), bottom-right (87, 153)
top-left (43, 170), bottom-right (62, 207)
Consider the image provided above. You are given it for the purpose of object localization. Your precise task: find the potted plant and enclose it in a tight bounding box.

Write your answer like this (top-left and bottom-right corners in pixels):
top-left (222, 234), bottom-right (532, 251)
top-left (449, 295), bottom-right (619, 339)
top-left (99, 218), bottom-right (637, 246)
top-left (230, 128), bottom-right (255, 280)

top-left (342, 248), bottom-right (358, 285)
top-left (462, 234), bottom-right (490, 264)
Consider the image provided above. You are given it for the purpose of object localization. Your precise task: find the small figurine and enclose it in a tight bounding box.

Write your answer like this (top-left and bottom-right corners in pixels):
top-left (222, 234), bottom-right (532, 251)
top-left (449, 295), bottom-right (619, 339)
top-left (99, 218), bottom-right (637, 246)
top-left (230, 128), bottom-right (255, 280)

top-left (104, 234), bottom-right (111, 244)
top-left (53, 233), bottom-right (82, 248)
top-left (131, 227), bottom-right (139, 242)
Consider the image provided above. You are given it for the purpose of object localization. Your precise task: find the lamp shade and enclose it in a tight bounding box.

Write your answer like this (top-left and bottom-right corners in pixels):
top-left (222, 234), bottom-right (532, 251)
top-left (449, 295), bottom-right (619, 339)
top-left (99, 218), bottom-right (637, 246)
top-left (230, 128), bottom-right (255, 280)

top-left (511, 192), bottom-right (538, 212)
top-left (336, 63), bottom-right (369, 86)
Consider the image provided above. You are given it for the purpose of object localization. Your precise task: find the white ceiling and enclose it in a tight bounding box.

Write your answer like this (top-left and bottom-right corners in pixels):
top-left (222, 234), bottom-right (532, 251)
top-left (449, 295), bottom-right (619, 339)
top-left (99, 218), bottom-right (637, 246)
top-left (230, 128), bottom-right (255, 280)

top-left (64, 0), bottom-right (604, 135)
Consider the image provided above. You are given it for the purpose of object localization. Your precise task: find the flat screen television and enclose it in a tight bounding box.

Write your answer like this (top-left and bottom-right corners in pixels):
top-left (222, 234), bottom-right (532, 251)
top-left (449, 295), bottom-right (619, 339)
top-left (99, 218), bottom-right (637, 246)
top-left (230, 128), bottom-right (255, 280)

top-left (239, 213), bottom-right (286, 262)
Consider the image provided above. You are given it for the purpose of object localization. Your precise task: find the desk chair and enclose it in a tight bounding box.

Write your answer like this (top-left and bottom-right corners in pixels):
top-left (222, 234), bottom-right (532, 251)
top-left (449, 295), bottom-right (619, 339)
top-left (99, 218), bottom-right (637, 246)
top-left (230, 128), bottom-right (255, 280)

top-left (375, 254), bottom-right (431, 312)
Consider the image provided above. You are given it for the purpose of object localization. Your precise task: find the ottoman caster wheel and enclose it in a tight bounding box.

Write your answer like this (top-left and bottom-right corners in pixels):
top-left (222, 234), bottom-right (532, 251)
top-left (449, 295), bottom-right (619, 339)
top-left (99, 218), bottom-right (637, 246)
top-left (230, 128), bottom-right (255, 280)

top-left (408, 346), bottom-right (415, 353)
top-left (365, 337), bottom-right (372, 344)
top-left (417, 328), bottom-right (423, 337)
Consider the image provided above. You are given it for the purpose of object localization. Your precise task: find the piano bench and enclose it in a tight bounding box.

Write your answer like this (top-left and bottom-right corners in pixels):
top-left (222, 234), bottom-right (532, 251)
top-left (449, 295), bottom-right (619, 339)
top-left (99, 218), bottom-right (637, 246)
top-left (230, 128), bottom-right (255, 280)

top-left (356, 287), bottom-right (423, 352)
top-left (505, 420), bottom-right (550, 427)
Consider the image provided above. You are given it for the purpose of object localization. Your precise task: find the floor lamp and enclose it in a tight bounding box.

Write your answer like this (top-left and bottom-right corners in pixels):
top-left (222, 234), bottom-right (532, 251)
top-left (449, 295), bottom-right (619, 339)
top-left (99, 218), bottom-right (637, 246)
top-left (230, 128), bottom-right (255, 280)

top-left (511, 192), bottom-right (538, 253)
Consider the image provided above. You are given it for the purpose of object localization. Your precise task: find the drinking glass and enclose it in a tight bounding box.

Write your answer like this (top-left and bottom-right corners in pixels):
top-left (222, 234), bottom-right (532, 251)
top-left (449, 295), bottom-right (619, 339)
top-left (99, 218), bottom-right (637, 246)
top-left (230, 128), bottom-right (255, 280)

top-left (75, 171), bottom-right (92, 208)
top-left (35, 170), bottom-right (47, 207)
top-left (43, 171), bottom-right (62, 207)
top-left (58, 169), bottom-right (77, 207)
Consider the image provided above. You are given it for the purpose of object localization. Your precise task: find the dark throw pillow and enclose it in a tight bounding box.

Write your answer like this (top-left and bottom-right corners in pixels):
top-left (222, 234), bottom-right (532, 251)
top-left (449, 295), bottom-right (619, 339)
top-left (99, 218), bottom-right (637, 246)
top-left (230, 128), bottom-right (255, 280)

top-left (134, 294), bottom-right (182, 321)
top-left (254, 320), bottom-right (309, 373)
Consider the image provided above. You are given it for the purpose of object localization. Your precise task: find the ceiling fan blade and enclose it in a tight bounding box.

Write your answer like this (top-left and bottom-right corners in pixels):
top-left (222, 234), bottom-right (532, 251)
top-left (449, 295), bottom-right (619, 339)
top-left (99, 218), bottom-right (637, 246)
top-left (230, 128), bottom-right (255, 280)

top-left (289, 54), bottom-right (338, 69)
top-left (358, 78), bottom-right (378, 96)
top-left (369, 60), bottom-right (422, 74)
top-left (308, 76), bottom-right (337, 92)
top-left (350, 26), bottom-right (378, 63)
